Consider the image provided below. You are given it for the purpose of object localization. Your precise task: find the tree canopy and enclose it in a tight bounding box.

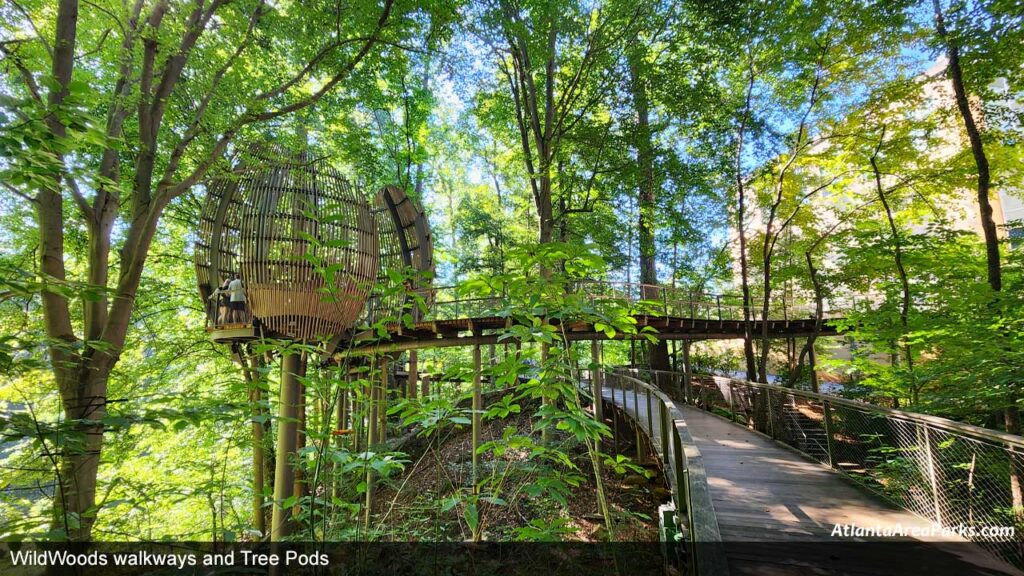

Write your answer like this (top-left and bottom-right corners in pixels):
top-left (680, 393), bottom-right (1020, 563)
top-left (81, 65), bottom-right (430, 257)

top-left (0, 0), bottom-right (1021, 551)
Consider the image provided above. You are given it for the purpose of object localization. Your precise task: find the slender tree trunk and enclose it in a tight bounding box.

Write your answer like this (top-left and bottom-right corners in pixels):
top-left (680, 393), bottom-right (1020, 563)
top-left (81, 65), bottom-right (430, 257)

top-left (933, 0), bottom-right (999, 291)
top-left (799, 251), bottom-right (826, 394)
top-left (628, 48), bottom-right (670, 373)
top-left (1005, 407), bottom-right (1024, 529)
top-left (870, 136), bottom-right (915, 399)
top-left (934, 0), bottom-right (1020, 516)
top-left (736, 66), bottom-right (758, 381)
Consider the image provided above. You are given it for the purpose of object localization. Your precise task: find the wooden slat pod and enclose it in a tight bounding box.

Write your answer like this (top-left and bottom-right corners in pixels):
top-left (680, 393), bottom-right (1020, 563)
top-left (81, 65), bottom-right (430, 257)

top-left (196, 146), bottom-right (379, 340)
top-left (367, 185), bottom-right (435, 323)
top-left (194, 168), bottom-right (241, 313)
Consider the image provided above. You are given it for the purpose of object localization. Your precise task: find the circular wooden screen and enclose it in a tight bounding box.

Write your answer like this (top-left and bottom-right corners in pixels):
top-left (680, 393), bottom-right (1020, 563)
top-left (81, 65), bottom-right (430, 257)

top-left (195, 149), bottom-right (378, 340)
top-left (368, 185), bottom-right (434, 322)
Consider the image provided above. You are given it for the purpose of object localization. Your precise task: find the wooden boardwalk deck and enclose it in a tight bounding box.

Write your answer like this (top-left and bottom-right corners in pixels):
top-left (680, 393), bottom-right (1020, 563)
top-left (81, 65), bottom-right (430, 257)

top-left (602, 387), bottom-right (1022, 576)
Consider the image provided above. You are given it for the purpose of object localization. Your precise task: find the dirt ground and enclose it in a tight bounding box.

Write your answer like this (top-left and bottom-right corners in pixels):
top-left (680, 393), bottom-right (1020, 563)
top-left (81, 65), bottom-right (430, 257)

top-left (372, 403), bottom-right (669, 543)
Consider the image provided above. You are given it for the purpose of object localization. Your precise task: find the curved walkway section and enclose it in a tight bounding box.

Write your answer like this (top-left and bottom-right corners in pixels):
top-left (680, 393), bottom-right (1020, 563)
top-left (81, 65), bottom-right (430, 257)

top-left (602, 383), bottom-right (1021, 576)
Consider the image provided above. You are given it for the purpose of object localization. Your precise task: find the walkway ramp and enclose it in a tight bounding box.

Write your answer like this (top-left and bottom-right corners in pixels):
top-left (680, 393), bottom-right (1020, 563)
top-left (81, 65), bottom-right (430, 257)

top-left (602, 385), bottom-right (1022, 576)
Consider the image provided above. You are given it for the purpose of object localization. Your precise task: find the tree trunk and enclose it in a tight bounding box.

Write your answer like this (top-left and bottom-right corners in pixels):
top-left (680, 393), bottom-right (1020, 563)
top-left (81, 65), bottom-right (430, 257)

top-left (736, 67), bottom-right (758, 381)
top-left (799, 251), bottom-right (826, 394)
top-left (23, 1), bottom-right (394, 545)
top-left (934, 0), bottom-right (1020, 515)
top-left (1005, 407), bottom-right (1024, 530)
top-left (627, 48), bottom-right (670, 373)
top-left (870, 137), bottom-right (915, 398)
top-left (933, 0), bottom-right (999, 291)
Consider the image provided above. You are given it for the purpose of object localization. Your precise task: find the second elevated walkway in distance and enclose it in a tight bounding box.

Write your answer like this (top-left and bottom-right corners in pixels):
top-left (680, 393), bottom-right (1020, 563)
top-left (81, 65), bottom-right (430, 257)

top-left (601, 384), bottom-right (1022, 576)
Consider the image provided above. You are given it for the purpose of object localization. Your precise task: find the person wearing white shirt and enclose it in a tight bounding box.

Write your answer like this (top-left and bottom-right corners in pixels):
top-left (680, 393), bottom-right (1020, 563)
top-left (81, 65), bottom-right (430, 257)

top-left (227, 274), bottom-right (247, 322)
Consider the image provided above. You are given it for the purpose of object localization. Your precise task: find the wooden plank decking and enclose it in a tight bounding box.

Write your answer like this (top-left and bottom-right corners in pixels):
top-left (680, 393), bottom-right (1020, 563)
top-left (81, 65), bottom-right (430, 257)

top-left (602, 386), bottom-right (1022, 576)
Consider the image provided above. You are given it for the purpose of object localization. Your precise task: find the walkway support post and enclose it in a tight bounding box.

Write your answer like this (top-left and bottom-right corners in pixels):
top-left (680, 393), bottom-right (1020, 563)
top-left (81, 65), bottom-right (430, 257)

top-left (378, 359), bottom-right (388, 444)
top-left (408, 351), bottom-right (418, 400)
top-left (238, 350), bottom-right (268, 537)
top-left (472, 341), bottom-right (482, 491)
top-left (364, 358), bottom-right (383, 529)
top-left (541, 340), bottom-right (552, 444)
top-left (333, 374), bottom-right (349, 500)
top-left (591, 340), bottom-right (604, 426)
top-left (271, 352), bottom-right (302, 541)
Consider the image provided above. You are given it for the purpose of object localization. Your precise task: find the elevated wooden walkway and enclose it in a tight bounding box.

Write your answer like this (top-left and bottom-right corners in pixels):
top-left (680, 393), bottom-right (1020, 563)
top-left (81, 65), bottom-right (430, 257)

top-left (602, 382), bottom-right (1022, 576)
top-left (348, 314), bottom-right (839, 353)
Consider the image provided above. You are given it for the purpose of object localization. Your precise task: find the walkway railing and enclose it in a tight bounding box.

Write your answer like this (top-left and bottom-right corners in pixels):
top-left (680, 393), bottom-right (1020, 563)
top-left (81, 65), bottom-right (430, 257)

top-left (622, 368), bottom-right (1024, 570)
top-left (375, 280), bottom-right (847, 324)
top-left (600, 370), bottom-right (729, 575)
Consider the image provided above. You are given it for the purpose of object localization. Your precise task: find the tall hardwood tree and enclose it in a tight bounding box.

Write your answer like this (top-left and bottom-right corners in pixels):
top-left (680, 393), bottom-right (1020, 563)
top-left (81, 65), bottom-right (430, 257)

top-left (931, 0), bottom-right (1024, 520)
top-left (0, 0), bottom-right (428, 541)
top-left (626, 41), bottom-right (670, 371)
top-left (475, 0), bottom-right (640, 259)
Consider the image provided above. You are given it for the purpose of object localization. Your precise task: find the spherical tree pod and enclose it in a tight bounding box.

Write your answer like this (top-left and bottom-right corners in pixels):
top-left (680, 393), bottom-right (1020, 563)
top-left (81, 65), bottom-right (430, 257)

top-left (367, 184), bottom-right (435, 323)
top-left (195, 147), bottom-right (378, 340)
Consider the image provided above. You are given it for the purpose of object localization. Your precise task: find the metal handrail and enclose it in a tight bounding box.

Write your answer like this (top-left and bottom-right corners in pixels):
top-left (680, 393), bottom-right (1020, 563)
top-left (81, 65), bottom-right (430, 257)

top-left (364, 280), bottom-right (848, 325)
top-left (622, 368), bottom-right (1024, 570)
top-left (600, 370), bottom-right (729, 575)
top-left (638, 370), bottom-right (1024, 449)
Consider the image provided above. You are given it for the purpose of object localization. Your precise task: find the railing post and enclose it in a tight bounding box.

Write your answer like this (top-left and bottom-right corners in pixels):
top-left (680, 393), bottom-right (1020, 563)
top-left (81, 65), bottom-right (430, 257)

top-left (672, 425), bottom-right (687, 516)
top-left (728, 381), bottom-right (737, 423)
top-left (646, 386), bottom-right (653, 435)
top-left (632, 378), bottom-right (637, 411)
top-left (671, 424), bottom-right (690, 572)
top-left (766, 387), bottom-right (776, 440)
top-left (823, 399), bottom-right (836, 469)
top-left (922, 423), bottom-right (943, 525)
top-left (682, 343), bottom-right (693, 405)
top-left (660, 402), bottom-right (670, 466)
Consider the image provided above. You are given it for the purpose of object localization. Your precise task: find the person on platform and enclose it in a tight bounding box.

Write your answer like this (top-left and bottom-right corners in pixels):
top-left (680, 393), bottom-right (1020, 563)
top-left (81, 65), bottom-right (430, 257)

top-left (228, 273), bottom-right (247, 323)
top-left (207, 278), bottom-right (231, 325)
